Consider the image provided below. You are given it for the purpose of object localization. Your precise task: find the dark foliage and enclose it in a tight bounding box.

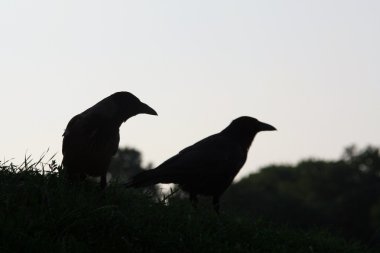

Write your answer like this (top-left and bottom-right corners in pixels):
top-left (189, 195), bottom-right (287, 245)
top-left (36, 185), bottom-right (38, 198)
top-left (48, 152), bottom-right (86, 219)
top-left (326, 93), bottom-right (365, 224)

top-left (223, 145), bottom-right (380, 247)
top-left (0, 159), bottom-right (372, 253)
top-left (109, 147), bottom-right (153, 182)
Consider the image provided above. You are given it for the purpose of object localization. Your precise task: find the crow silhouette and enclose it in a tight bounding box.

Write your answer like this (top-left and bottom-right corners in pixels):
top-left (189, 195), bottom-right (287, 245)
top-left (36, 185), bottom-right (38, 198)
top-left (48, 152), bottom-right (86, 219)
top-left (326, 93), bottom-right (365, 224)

top-left (126, 116), bottom-right (276, 212)
top-left (62, 91), bottom-right (157, 188)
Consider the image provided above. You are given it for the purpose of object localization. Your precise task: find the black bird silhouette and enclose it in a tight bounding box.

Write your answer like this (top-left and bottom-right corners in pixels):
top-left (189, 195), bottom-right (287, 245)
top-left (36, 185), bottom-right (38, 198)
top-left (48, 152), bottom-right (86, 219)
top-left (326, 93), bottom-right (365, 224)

top-left (125, 116), bottom-right (276, 212)
top-left (62, 91), bottom-right (157, 188)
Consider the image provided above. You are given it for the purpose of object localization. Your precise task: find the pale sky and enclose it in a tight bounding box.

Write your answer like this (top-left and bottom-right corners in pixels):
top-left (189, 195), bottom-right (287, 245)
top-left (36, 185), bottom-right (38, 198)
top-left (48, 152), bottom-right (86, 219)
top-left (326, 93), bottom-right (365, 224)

top-left (1, 0), bottom-right (379, 179)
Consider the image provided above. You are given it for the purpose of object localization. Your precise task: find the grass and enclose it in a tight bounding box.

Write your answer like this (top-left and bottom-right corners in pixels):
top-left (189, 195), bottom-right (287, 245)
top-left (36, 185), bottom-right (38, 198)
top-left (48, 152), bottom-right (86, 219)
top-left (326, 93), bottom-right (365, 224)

top-left (0, 158), bottom-right (374, 253)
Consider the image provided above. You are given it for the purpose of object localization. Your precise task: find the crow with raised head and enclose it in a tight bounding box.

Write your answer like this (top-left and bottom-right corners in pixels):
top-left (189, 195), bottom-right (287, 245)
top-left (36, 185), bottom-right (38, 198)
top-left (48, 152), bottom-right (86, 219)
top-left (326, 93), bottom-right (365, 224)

top-left (62, 91), bottom-right (157, 188)
top-left (125, 116), bottom-right (276, 212)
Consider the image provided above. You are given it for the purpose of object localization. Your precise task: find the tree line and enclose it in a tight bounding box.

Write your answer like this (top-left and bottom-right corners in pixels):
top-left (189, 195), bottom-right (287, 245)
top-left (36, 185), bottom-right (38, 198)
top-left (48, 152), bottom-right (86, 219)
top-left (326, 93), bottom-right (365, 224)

top-left (223, 145), bottom-right (380, 246)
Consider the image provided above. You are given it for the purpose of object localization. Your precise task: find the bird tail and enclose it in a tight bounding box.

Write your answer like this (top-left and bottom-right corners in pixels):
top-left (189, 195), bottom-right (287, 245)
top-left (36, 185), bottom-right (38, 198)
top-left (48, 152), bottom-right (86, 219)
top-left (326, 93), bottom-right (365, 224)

top-left (125, 170), bottom-right (162, 188)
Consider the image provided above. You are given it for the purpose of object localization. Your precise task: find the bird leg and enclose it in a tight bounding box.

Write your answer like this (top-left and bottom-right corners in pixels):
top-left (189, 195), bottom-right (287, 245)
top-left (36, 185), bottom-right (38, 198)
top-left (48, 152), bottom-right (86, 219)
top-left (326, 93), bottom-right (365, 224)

top-left (189, 193), bottom-right (198, 209)
top-left (213, 196), bottom-right (220, 214)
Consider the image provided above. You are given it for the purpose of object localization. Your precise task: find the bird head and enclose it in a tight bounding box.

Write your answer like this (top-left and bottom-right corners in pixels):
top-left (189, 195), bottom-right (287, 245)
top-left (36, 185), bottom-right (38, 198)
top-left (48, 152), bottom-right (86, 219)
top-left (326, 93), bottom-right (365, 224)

top-left (223, 116), bottom-right (276, 149)
top-left (232, 116), bottom-right (276, 133)
top-left (111, 91), bottom-right (158, 122)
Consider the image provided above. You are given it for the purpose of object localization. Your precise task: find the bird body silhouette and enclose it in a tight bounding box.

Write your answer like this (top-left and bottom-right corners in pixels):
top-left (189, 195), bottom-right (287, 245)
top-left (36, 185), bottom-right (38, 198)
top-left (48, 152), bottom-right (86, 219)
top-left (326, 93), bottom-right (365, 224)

top-left (62, 92), bottom-right (157, 188)
top-left (126, 116), bottom-right (276, 212)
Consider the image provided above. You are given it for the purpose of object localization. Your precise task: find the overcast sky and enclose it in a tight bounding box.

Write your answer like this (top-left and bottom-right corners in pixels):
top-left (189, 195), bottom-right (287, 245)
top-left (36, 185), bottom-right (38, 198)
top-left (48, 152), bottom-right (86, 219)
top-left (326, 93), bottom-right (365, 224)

top-left (1, 0), bottom-right (379, 179)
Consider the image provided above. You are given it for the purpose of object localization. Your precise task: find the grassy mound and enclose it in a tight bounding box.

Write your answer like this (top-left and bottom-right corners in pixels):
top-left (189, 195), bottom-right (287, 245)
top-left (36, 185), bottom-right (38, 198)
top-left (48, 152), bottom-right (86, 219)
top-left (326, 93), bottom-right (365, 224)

top-left (0, 161), bottom-right (373, 253)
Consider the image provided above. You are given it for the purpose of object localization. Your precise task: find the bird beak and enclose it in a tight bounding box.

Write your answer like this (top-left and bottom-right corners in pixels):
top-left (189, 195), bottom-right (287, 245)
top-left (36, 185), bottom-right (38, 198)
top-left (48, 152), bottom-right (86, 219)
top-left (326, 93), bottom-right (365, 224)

top-left (259, 121), bottom-right (276, 131)
top-left (139, 102), bottom-right (158, 116)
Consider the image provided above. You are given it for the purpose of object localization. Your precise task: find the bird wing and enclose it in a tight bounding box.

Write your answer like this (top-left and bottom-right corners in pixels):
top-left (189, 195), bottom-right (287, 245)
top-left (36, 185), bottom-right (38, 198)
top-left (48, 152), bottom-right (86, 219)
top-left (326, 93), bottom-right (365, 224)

top-left (150, 133), bottom-right (246, 183)
top-left (62, 112), bottom-right (119, 159)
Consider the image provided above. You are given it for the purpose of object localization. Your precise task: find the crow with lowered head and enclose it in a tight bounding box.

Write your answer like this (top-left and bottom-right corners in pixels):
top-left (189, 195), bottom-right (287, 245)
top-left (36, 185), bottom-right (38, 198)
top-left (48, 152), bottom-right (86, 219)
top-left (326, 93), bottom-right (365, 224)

top-left (62, 92), bottom-right (157, 189)
top-left (125, 116), bottom-right (276, 213)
